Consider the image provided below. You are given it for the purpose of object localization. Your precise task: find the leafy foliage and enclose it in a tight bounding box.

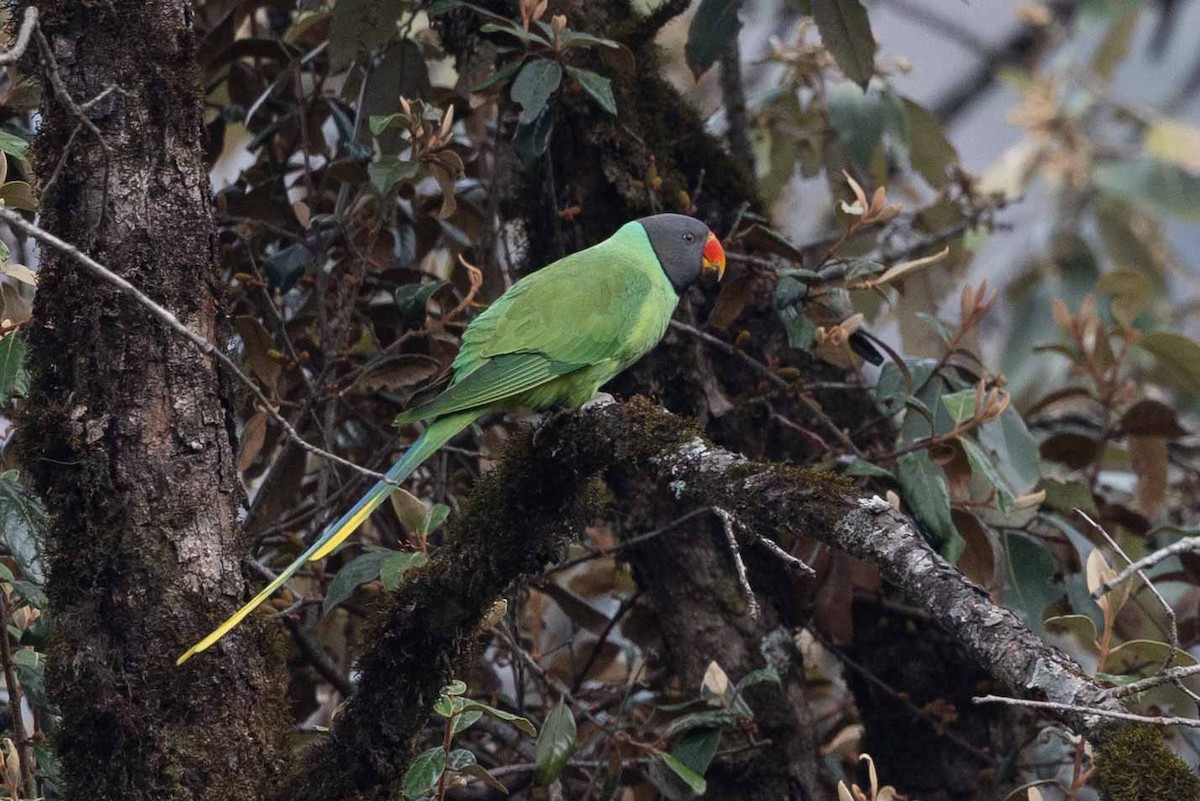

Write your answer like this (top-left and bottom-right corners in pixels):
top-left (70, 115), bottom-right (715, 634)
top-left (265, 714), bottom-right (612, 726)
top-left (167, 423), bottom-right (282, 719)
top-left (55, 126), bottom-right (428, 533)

top-left (2, 0), bottom-right (1200, 799)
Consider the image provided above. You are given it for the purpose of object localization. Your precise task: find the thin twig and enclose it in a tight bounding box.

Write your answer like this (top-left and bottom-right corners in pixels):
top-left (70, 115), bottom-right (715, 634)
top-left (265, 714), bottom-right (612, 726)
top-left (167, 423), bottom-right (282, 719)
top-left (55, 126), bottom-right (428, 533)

top-left (0, 7), bottom-right (37, 65)
top-left (972, 695), bottom-right (1200, 728)
top-left (1091, 535), bottom-right (1200, 599)
top-left (749, 531), bottom-right (816, 576)
top-left (712, 506), bottom-right (759, 622)
top-left (1110, 663), bottom-right (1200, 700)
top-left (34, 22), bottom-right (114, 233)
top-left (1077, 510), bottom-right (1197, 704)
top-left (669, 320), bottom-right (864, 457)
top-left (571, 590), bottom-right (642, 693)
top-left (0, 207), bottom-right (389, 483)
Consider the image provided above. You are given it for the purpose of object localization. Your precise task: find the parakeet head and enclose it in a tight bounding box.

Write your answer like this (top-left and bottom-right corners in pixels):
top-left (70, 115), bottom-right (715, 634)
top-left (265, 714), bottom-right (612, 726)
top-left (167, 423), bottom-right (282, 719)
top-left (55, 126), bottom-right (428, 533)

top-left (637, 213), bottom-right (726, 294)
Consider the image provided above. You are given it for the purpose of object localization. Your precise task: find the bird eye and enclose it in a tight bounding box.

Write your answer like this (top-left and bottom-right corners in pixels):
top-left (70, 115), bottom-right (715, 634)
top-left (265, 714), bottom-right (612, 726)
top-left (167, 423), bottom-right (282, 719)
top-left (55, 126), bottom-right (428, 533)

top-left (682, 232), bottom-right (695, 243)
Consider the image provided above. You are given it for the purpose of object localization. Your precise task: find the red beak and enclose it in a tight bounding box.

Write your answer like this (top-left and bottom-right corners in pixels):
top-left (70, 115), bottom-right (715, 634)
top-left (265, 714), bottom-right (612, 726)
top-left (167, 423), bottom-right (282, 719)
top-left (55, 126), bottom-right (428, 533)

top-left (702, 231), bottom-right (726, 281)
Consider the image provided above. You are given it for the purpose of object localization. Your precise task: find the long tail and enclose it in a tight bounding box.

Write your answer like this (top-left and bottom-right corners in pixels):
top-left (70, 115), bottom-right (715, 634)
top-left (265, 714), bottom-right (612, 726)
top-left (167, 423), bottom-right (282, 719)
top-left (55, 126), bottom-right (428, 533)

top-left (177, 411), bottom-right (478, 665)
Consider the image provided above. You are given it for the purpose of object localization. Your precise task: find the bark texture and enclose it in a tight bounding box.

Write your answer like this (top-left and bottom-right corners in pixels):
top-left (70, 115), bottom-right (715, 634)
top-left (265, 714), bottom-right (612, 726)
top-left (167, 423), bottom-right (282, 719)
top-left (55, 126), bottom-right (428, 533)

top-left (620, 503), bottom-right (824, 801)
top-left (294, 398), bottom-right (1185, 798)
top-left (18, 2), bottom-right (287, 799)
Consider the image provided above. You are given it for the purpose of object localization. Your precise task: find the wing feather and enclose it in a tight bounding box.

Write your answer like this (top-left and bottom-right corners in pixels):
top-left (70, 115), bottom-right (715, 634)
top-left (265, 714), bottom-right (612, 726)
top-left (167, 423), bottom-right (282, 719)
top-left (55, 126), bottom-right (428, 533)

top-left (394, 352), bottom-right (580, 424)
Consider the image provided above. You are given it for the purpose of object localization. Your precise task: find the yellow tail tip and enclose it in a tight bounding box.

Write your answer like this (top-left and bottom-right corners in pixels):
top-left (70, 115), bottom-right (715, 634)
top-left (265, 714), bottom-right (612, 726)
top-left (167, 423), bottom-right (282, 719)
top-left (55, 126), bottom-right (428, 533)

top-left (176, 646), bottom-right (201, 666)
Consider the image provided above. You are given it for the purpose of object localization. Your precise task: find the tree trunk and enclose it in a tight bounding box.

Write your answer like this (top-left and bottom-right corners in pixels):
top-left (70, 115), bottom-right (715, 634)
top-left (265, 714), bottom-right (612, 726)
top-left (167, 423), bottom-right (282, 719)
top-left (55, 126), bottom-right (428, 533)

top-left (620, 495), bottom-right (825, 801)
top-left (18, 2), bottom-right (287, 798)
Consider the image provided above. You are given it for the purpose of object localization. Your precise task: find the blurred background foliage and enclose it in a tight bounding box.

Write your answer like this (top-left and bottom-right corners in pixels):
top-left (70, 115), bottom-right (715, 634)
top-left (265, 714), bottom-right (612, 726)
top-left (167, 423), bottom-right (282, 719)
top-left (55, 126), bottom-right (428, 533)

top-left (2, 0), bottom-right (1200, 799)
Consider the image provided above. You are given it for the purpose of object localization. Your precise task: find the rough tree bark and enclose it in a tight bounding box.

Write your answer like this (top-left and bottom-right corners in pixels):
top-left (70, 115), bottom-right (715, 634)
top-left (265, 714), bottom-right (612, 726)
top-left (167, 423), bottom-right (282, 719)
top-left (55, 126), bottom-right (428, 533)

top-left (617, 496), bottom-right (824, 801)
top-left (288, 398), bottom-right (1194, 799)
top-left (17, 2), bottom-right (287, 799)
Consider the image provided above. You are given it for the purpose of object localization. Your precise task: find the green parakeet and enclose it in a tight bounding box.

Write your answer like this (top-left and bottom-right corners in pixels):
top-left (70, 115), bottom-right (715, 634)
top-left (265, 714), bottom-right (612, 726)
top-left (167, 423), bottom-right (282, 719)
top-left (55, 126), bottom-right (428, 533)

top-left (178, 213), bottom-right (725, 664)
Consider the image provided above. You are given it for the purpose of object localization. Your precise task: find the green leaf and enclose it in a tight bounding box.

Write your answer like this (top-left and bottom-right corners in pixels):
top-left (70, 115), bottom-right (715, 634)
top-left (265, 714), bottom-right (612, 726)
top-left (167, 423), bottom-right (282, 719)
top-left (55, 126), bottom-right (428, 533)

top-left (1045, 614), bottom-right (1100, 653)
top-left (561, 32), bottom-right (635, 75)
top-left (443, 679), bottom-right (468, 696)
top-left (664, 709), bottom-right (740, 738)
top-left (402, 747), bottom-right (447, 800)
top-left (10, 579), bottom-right (46, 610)
top-left (458, 701), bottom-right (538, 736)
top-left (1090, 8), bottom-right (1139, 81)
top-left (734, 666), bottom-right (781, 693)
top-left (514, 106), bottom-right (554, 167)
top-left (976, 407), bottom-right (1042, 494)
top-left (826, 82), bottom-right (885, 171)
top-left (671, 728), bottom-right (721, 776)
top-left (394, 281), bottom-right (447, 323)
top-left (380, 551), bottom-right (428, 590)
top-left (961, 437), bottom-right (1017, 515)
top-left (940, 389), bottom-right (977, 424)
top-left (479, 20), bottom-right (551, 46)
top-left (534, 703), bottom-right (577, 784)
top-left (1093, 158), bottom-right (1200, 220)
top-left (684, 0), bottom-right (741, 79)
top-left (511, 59), bottom-right (562, 125)
top-left (420, 503), bottom-right (451, 536)
top-left (0, 333), bottom-right (25, 407)
top-left (329, 0), bottom-right (404, 70)
top-left (778, 305), bottom-right (817, 351)
top-left (845, 458), bottom-right (894, 479)
top-left (368, 156), bottom-right (421, 196)
top-left (1096, 269), bottom-right (1152, 326)
top-left (1001, 533), bottom-right (1062, 636)
top-left (896, 451), bottom-right (963, 562)
top-left (0, 130), bottom-right (29, 160)
top-left (262, 243), bottom-right (314, 293)
top-left (451, 708), bottom-right (483, 734)
top-left (811, 0), bottom-right (876, 90)
top-left (11, 648), bottom-right (46, 708)
top-left (876, 358), bottom-right (939, 418)
top-left (661, 753), bottom-right (707, 795)
top-left (459, 764), bottom-right (509, 794)
top-left (1137, 331), bottom-right (1200, 396)
top-left (1107, 639), bottom-right (1197, 679)
top-left (565, 66), bottom-right (616, 115)
top-left (0, 470), bottom-right (45, 583)
top-left (447, 748), bottom-right (476, 770)
top-left (915, 312), bottom-right (952, 343)
top-left (323, 550), bottom-right (391, 613)
top-left (472, 57), bottom-right (525, 92)
top-left (902, 99), bottom-right (957, 188)
top-left (428, 0), bottom-right (510, 23)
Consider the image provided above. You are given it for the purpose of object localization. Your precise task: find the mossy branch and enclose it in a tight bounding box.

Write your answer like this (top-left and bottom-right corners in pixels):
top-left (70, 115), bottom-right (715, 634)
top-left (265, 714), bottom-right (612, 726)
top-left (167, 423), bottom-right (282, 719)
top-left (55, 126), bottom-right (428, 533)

top-left (285, 398), bottom-right (1187, 800)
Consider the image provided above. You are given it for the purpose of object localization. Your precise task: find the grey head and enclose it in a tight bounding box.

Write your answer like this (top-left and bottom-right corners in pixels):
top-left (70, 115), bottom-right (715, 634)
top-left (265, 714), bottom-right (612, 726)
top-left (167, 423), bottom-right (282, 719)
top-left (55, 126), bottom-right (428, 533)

top-left (637, 213), bottom-right (725, 295)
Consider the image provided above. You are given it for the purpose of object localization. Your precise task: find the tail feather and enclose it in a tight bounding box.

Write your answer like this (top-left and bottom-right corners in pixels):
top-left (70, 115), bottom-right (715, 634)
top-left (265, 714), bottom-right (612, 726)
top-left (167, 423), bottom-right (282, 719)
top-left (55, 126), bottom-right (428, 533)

top-left (177, 411), bottom-right (477, 665)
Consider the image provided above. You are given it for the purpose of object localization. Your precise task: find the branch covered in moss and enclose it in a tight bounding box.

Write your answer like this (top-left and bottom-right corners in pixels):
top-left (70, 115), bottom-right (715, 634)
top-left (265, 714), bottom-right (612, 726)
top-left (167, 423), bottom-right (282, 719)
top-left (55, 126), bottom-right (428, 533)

top-left (283, 398), bottom-right (1188, 800)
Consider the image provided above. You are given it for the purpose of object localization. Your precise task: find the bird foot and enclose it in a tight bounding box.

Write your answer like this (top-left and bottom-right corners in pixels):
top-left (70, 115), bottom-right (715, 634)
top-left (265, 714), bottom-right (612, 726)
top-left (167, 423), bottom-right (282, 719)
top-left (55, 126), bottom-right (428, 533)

top-left (581, 392), bottom-right (616, 411)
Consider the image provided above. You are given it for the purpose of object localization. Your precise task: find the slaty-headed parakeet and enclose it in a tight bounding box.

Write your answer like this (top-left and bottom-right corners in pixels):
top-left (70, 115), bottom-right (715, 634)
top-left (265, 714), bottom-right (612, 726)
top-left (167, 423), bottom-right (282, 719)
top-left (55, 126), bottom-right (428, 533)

top-left (178, 213), bottom-right (725, 663)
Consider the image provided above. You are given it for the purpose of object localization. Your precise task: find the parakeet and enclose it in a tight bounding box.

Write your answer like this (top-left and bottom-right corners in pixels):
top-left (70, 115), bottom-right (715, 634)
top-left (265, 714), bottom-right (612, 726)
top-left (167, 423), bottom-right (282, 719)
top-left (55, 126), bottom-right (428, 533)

top-left (178, 213), bottom-right (725, 664)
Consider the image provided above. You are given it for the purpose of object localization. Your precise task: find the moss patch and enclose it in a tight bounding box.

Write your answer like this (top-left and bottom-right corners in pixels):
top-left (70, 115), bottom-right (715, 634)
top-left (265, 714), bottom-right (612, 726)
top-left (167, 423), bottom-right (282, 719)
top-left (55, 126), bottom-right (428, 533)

top-left (1093, 725), bottom-right (1200, 801)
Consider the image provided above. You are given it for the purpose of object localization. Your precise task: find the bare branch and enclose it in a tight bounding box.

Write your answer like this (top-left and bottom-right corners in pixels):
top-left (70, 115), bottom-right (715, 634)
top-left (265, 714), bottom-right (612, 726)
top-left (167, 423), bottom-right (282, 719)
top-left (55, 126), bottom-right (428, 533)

top-left (1091, 534), bottom-right (1200, 599)
top-left (0, 7), bottom-right (37, 66)
top-left (712, 506), bottom-right (759, 621)
top-left (973, 695), bottom-right (1200, 729)
top-left (291, 399), bottom-right (1140, 799)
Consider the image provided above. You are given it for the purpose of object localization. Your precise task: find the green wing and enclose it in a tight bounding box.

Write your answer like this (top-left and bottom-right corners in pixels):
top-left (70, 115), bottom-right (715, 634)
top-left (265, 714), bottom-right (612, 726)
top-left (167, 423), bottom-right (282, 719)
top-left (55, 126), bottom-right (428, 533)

top-left (394, 353), bottom-right (581, 424)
